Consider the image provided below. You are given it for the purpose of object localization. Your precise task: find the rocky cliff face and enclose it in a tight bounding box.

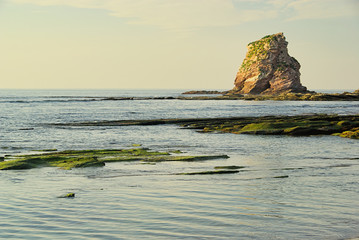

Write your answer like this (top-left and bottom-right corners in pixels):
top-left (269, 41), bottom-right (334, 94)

top-left (233, 33), bottom-right (307, 95)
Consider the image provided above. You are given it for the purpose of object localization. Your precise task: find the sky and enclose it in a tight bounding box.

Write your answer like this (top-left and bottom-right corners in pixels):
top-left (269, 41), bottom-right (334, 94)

top-left (0, 0), bottom-right (358, 90)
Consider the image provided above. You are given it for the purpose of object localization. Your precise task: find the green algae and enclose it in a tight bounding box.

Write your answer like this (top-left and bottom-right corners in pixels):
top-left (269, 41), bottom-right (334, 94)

top-left (58, 193), bottom-right (75, 198)
top-left (50, 157), bottom-right (105, 170)
top-left (239, 34), bottom-right (279, 71)
top-left (240, 122), bottom-right (276, 131)
top-left (0, 158), bottom-right (44, 170)
top-left (0, 148), bottom-right (229, 170)
top-left (170, 150), bottom-right (183, 154)
top-left (337, 121), bottom-right (351, 127)
top-left (131, 144), bottom-right (142, 147)
top-left (337, 128), bottom-right (359, 139)
top-left (181, 114), bottom-right (359, 138)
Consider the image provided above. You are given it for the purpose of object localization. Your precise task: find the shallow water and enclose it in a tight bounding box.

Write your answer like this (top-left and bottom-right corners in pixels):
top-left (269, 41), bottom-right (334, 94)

top-left (0, 89), bottom-right (359, 239)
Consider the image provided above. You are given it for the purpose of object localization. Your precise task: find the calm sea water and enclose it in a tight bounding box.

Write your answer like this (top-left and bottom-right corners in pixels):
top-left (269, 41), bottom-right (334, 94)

top-left (0, 89), bottom-right (359, 239)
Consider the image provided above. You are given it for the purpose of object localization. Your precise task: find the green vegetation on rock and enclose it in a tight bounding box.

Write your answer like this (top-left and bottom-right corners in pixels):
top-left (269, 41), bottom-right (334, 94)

top-left (58, 193), bottom-right (75, 198)
top-left (131, 144), bottom-right (142, 147)
top-left (50, 114), bottom-right (359, 139)
top-left (335, 128), bottom-right (359, 139)
top-left (240, 34), bottom-right (275, 71)
top-left (181, 114), bottom-right (359, 138)
top-left (0, 148), bottom-right (229, 170)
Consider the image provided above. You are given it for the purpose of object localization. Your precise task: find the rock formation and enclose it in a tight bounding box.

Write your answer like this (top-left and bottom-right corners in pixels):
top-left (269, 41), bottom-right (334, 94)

top-left (233, 33), bottom-right (307, 95)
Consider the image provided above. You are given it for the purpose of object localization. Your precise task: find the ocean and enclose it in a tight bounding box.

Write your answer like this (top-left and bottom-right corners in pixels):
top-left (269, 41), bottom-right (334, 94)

top-left (0, 89), bottom-right (358, 239)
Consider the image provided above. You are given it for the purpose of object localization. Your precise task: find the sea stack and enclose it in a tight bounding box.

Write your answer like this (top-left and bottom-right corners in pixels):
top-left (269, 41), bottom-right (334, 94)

top-left (233, 33), bottom-right (307, 95)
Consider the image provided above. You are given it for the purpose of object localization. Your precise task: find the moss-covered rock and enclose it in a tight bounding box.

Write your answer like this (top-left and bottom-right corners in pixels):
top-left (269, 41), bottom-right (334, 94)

top-left (0, 148), bottom-right (229, 170)
top-left (50, 157), bottom-right (105, 170)
top-left (338, 128), bottom-right (359, 139)
top-left (182, 114), bottom-right (359, 138)
top-left (47, 115), bottom-right (359, 139)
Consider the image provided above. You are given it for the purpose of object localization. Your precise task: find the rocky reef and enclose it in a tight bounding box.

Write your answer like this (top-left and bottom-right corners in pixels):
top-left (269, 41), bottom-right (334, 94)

top-left (47, 114), bottom-right (359, 139)
top-left (181, 114), bottom-right (359, 139)
top-left (0, 148), bottom-right (229, 170)
top-left (233, 33), bottom-right (307, 95)
top-left (178, 90), bottom-right (359, 101)
top-left (223, 90), bottom-right (359, 101)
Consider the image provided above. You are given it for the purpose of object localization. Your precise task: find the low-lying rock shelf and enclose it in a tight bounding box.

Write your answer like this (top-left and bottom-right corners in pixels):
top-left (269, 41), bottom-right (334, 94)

top-left (182, 114), bottom-right (359, 138)
top-left (0, 148), bottom-right (229, 170)
top-left (48, 114), bottom-right (359, 139)
top-left (179, 92), bottom-right (359, 101)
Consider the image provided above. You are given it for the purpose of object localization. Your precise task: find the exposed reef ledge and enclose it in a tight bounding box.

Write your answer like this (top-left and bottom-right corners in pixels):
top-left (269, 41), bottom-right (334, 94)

top-left (179, 90), bottom-right (359, 101)
top-left (181, 114), bottom-right (359, 139)
top-left (47, 114), bottom-right (359, 139)
top-left (0, 148), bottom-right (229, 170)
top-left (35, 89), bottom-right (359, 102)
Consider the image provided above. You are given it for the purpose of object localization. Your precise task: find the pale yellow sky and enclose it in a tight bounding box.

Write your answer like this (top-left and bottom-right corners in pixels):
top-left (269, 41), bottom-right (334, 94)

top-left (0, 0), bottom-right (358, 90)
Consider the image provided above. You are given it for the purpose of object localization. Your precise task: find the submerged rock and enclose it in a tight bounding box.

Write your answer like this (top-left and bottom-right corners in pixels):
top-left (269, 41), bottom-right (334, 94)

top-left (214, 166), bottom-right (245, 170)
top-left (233, 33), bottom-right (307, 95)
top-left (58, 193), bottom-right (75, 198)
top-left (178, 170), bottom-right (239, 175)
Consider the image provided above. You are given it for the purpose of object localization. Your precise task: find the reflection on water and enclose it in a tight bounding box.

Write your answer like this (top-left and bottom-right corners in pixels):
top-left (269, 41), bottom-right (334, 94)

top-left (0, 90), bottom-right (358, 239)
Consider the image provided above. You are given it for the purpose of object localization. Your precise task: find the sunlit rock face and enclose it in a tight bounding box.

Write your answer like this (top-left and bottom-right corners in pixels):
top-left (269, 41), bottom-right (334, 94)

top-left (233, 33), bottom-right (307, 95)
